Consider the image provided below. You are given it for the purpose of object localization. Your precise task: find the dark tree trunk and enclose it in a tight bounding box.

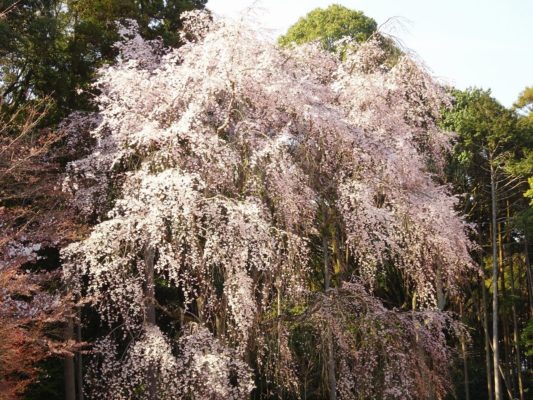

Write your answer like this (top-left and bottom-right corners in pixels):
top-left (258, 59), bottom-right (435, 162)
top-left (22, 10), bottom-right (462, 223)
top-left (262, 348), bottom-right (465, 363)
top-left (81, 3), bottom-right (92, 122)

top-left (525, 236), bottom-right (533, 319)
top-left (322, 222), bottom-right (336, 400)
top-left (509, 252), bottom-right (525, 400)
top-left (490, 163), bottom-right (502, 400)
top-left (144, 247), bottom-right (157, 400)
top-left (76, 309), bottom-right (84, 400)
top-left (64, 317), bottom-right (76, 400)
top-left (460, 303), bottom-right (470, 400)
top-left (481, 277), bottom-right (494, 400)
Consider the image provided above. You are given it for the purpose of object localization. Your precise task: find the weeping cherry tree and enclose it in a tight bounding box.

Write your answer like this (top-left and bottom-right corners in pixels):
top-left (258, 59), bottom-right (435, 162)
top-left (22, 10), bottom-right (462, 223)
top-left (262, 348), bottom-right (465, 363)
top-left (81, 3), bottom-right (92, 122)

top-left (61, 11), bottom-right (476, 400)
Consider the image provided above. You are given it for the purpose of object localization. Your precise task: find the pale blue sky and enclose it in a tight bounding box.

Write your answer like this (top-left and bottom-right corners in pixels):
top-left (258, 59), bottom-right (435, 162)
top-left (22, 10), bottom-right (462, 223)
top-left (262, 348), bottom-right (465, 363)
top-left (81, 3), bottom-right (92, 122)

top-left (207, 0), bottom-right (533, 107)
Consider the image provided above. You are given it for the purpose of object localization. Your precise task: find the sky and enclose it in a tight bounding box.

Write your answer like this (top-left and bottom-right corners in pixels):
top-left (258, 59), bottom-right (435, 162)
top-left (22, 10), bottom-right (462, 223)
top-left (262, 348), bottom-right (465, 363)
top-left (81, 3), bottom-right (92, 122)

top-left (206, 0), bottom-right (533, 107)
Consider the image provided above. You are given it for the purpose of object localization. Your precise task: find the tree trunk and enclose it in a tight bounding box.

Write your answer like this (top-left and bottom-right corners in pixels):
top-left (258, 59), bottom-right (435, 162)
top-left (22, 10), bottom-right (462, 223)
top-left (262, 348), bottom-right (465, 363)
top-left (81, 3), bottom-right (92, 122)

top-left (277, 283), bottom-right (283, 399)
top-left (524, 236), bottom-right (533, 319)
top-left (504, 201), bottom-right (524, 400)
top-left (490, 163), bottom-right (502, 400)
top-left (498, 223), bottom-right (514, 396)
top-left (436, 267), bottom-right (446, 310)
top-left (460, 303), bottom-right (470, 400)
top-left (323, 228), bottom-right (336, 400)
top-left (64, 317), bottom-right (76, 400)
top-left (481, 277), bottom-right (495, 400)
top-left (323, 233), bottom-right (331, 292)
top-left (496, 360), bottom-right (516, 400)
top-left (326, 329), bottom-right (336, 400)
top-left (144, 247), bottom-right (157, 400)
top-left (509, 252), bottom-right (525, 400)
top-left (76, 309), bottom-right (84, 400)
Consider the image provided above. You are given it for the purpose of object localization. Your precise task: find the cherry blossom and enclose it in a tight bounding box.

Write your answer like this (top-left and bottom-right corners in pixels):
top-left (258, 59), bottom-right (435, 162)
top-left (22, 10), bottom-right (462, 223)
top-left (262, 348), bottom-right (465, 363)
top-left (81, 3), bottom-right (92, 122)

top-left (61, 11), bottom-right (474, 399)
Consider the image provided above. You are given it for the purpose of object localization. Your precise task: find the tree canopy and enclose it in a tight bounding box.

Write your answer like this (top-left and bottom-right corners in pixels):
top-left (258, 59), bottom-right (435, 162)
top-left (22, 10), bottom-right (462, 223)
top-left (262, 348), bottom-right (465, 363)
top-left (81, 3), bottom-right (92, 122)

top-left (278, 4), bottom-right (377, 51)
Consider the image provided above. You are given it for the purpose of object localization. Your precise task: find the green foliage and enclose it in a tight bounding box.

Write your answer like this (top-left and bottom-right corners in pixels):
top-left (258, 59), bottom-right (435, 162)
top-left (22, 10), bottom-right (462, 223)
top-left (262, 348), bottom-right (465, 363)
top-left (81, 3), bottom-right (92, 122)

top-left (509, 145), bottom-right (533, 207)
top-left (441, 88), bottom-right (518, 161)
top-left (69, 0), bottom-right (207, 47)
top-left (278, 4), bottom-right (377, 51)
top-left (515, 86), bottom-right (533, 117)
top-left (440, 88), bottom-right (521, 227)
top-left (522, 319), bottom-right (533, 356)
top-left (526, 177), bottom-right (533, 203)
top-left (0, 0), bottom-right (207, 124)
top-left (510, 88), bottom-right (533, 206)
top-left (442, 87), bottom-right (533, 398)
top-left (1, 1), bottom-right (70, 122)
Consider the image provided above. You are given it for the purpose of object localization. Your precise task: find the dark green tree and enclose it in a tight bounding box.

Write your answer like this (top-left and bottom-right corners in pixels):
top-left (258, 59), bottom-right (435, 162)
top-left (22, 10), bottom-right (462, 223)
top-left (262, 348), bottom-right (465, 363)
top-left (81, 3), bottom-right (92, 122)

top-left (515, 86), bottom-right (533, 118)
top-left (0, 0), bottom-right (206, 124)
top-left (278, 4), bottom-right (377, 51)
top-left (441, 88), bottom-right (533, 400)
top-left (278, 3), bottom-right (401, 68)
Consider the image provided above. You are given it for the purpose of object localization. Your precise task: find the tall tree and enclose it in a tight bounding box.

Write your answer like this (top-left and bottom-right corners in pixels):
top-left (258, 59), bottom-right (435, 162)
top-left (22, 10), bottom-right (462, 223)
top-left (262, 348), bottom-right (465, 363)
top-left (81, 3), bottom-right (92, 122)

top-left (441, 88), bottom-right (532, 400)
top-left (60, 11), bottom-right (474, 399)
